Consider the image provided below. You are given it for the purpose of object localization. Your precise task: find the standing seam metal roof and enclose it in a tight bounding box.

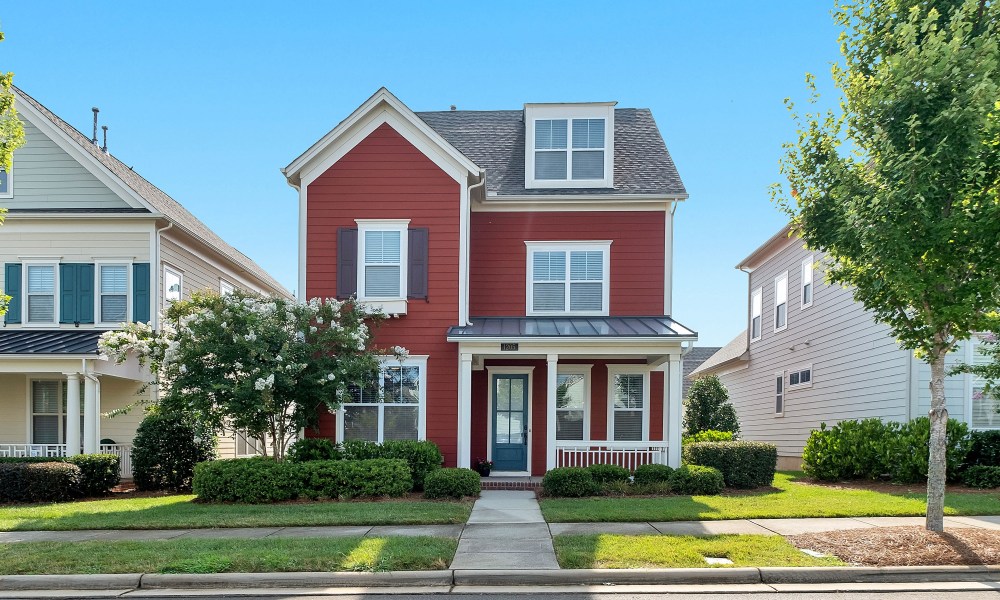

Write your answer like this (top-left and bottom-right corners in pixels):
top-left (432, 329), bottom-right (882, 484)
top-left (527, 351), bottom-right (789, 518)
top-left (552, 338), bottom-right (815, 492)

top-left (0, 330), bottom-right (104, 355)
top-left (447, 316), bottom-right (696, 339)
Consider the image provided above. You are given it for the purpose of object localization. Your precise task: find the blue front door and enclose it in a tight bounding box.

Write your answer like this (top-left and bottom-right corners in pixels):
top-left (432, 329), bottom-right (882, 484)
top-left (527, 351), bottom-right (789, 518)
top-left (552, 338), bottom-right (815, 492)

top-left (492, 374), bottom-right (528, 472)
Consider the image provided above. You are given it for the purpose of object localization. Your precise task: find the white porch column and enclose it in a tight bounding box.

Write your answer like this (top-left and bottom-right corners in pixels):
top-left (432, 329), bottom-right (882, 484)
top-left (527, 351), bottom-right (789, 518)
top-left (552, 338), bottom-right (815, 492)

top-left (546, 353), bottom-right (558, 471)
top-left (83, 375), bottom-right (99, 454)
top-left (667, 354), bottom-right (683, 468)
top-left (457, 353), bottom-right (473, 469)
top-left (65, 374), bottom-right (81, 457)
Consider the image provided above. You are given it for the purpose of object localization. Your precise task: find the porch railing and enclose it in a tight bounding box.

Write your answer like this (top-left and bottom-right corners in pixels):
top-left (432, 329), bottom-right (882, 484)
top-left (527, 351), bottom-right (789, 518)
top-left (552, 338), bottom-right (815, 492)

top-left (555, 440), bottom-right (669, 470)
top-left (0, 444), bottom-right (133, 479)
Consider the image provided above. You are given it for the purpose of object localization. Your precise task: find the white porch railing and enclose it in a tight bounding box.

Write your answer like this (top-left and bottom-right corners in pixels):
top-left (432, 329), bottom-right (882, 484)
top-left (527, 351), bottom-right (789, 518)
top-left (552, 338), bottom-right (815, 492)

top-left (556, 440), bottom-right (669, 470)
top-left (0, 444), bottom-right (133, 478)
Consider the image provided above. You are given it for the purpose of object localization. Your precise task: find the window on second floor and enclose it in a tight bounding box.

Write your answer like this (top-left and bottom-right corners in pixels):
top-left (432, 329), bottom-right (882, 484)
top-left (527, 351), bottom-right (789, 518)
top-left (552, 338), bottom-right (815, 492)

top-left (164, 266), bottom-right (182, 308)
top-left (801, 256), bottom-right (814, 308)
top-left (788, 366), bottom-right (813, 388)
top-left (25, 264), bottom-right (57, 325)
top-left (98, 264), bottom-right (129, 324)
top-left (356, 220), bottom-right (409, 302)
top-left (526, 242), bottom-right (610, 315)
top-left (750, 287), bottom-right (762, 342)
top-left (774, 272), bottom-right (788, 332)
top-left (0, 164), bottom-right (11, 199)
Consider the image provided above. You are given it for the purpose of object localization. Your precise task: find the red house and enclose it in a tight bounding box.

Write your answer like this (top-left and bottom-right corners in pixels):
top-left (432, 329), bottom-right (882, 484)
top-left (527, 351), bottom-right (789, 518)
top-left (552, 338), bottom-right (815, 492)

top-left (282, 89), bottom-right (695, 476)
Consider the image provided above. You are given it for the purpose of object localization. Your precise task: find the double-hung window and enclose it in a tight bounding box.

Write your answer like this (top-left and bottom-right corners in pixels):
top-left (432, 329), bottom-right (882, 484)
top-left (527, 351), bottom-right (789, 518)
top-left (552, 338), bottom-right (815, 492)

top-left (526, 242), bottom-right (610, 315)
top-left (750, 287), bottom-right (762, 342)
top-left (971, 337), bottom-right (999, 429)
top-left (526, 104), bottom-right (614, 188)
top-left (556, 367), bottom-right (591, 441)
top-left (98, 264), bottom-right (128, 324)
top-left (775, 374), bottom-right (784, 416)
top-left (608, 367), bottom-right (649, 442)
top-left (774, 272), bottom-right (788, 331)
top-left (356, 220), bottom-right (409, 303)
top-left (31, 380), bottom-right (83, 445)
top-left (340, 356), bottom-right (426, 443)
top-left (164, 266), bottom-right (182, 307)
top-left (801, 256), bottom-right (814, 308)
top-left (25, 264), bottom-right (57, 325)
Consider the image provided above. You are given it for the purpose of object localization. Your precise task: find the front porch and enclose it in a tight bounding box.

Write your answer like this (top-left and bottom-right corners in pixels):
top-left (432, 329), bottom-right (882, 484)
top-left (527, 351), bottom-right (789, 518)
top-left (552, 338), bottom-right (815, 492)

top-left (448, 316), bottom-right (696, 476)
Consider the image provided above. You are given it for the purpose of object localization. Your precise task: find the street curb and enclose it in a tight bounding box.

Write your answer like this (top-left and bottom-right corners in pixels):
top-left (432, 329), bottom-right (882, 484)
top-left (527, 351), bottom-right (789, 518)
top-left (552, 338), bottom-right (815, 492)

top-left (452, 568), bottom-right (762, 585)
top-left (0, 574), bottom-right (142, 591)
top-left (759, 565), bottom-right (1000, 584)
top-left (139, 571), bottom-right (453, 589)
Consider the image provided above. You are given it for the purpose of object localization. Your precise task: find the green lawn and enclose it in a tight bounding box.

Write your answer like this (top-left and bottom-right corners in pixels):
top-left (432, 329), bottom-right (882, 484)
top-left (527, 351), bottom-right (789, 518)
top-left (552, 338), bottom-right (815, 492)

top-left (540, 472), bottom-right (1000, 523)
top-left (0, 536), bottom-right (457, 574)
top-left (0, 496), bottom-right (473, 531)
top-left (554, 534), bottom-right (845, 569)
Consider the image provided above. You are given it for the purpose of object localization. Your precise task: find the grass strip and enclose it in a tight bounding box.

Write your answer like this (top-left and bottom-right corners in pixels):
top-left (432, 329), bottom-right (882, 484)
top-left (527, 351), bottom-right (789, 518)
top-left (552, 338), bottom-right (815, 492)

top-left (0, 536), bottom-right (457, 574)
top-left (553, 533), bottom-right (845, 569)
top-left (540, 472), bottom-right (1000, 523)
top-left (0, 497), bottom-right (473, 531)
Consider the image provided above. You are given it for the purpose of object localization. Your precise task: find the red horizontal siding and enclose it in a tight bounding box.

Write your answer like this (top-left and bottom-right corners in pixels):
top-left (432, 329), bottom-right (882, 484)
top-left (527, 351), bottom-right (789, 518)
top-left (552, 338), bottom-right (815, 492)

top-left (469, 212), bottom-right (666, 316)
top-left (305, 122), bottom-right (461, 465)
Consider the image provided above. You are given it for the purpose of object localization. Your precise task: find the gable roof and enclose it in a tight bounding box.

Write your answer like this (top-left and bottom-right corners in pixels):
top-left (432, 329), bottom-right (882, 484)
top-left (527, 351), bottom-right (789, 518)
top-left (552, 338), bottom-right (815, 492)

top-left (688, 331), bottom-right (749, 378)
top-left (683, 345), bottom-right (722, 398)
top-left (13, 87), bottom-right (290, 297)
top-left (417, 108), bottom-right (687, 198)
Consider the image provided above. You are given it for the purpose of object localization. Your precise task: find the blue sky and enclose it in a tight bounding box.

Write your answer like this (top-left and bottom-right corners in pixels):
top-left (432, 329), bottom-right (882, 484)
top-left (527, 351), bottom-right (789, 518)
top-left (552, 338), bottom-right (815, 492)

top-left (0, 2), bottom-right (843, 346)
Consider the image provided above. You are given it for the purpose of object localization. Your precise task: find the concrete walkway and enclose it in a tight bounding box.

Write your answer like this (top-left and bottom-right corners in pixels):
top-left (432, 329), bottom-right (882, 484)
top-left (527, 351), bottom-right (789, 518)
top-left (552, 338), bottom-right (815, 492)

top-left (450, 490), bottom-right (560, 570)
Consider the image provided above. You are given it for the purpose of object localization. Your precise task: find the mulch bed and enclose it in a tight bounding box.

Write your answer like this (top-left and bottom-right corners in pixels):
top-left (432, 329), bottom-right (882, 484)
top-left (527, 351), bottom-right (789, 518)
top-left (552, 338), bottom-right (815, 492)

top-left (789, 526), bottom-right (1000, 566)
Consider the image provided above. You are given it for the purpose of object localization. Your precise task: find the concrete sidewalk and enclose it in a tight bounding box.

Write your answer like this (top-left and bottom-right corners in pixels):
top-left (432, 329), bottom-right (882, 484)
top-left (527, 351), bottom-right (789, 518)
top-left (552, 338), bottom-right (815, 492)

top-left (450, 490), bottom-right (560, 570)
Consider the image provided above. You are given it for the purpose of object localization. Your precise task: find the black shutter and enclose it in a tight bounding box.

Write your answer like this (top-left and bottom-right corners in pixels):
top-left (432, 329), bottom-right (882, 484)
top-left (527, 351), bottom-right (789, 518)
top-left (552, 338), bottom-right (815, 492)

top-left (337, 228), bottom-right (358, 299)
top-left (408, 228), bottom-right (429, 300)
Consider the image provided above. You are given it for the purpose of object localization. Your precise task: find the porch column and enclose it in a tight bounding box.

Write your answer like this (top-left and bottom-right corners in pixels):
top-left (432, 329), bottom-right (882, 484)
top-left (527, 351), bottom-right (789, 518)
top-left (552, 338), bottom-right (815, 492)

top-left (457, 353), bottom-right (473, 469)
top-left (65, 374), bottom-right (81, 457)
top-left (83, 375), bottom-right (99, 454)
top-left (667, 354), bottom-right (683, 468)
top-left (546, 353), bottom-right (558, 471)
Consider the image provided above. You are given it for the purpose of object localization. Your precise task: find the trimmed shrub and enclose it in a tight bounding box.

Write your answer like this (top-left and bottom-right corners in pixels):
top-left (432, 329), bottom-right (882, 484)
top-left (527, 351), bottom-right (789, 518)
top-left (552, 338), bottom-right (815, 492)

top-left (341, 439), bottom-right (443, 490)
top-left (587, 463), bottom-right (631, 485)
top-left (683, 375), bottom-right (740, 437)
top-left (802, 419), bottom-right (898, 481)
top-left (0, 462), bottom-right (83, 503)
top-left (683, 430), bottom-right (736, 445)
top-left (193, 457), bottom-right (301, 503)
top-left (670, 464), bottom-right (724, 495)
top-left (683, 441), bottom-right (777, 489)
top-left (887, 417), bottom-right (971, 484)
top-left (424, 468), bottom-right (481, 499)
top-left (66, 454), bottom-right (120, 497)
top-left (965, 430), bottom-right (1000, 467)
top-left (961, 465), bottom-right (1000, 489)
top-left (633, 463), bottom-right (674, 487)
top-left (542, 467), bottom-right (599, 497)
top-left (132, 412), bottom-right (216, 492)
top-left (287, 438), bottom-right (342, 463)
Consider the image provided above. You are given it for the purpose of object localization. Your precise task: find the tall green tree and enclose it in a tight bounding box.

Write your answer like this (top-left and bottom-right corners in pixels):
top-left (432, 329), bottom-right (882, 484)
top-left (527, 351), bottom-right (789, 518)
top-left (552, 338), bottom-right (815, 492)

top-left (0, 26), bottom-right (26, 316)
top-left (775, 0), bottom-right (1000, 531)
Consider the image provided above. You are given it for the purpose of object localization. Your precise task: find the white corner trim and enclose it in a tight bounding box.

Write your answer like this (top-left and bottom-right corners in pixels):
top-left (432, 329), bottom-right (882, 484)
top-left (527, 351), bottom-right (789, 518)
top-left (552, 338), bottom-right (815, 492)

top-left (296, 183), bottom-right (306, 301)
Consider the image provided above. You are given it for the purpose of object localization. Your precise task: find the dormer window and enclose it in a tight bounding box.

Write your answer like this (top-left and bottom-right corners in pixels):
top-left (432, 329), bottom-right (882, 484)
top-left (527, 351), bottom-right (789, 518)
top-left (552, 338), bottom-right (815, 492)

top-left (525, 103), bottom-right (615, 189)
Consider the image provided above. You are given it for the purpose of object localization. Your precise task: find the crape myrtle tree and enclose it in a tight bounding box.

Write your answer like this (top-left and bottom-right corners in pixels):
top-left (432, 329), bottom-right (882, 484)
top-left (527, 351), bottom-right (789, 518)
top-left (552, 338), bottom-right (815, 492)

top-left (101, 290), bottom-right (403, 461)
top-left (774, 0), bottom-right (1000, 531)
top-left (0, 26), bottom-right (27, 316)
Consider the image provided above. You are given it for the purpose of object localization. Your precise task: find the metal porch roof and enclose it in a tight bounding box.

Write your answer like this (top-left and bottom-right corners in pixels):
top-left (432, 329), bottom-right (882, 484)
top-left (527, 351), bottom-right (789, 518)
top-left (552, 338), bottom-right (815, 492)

top-left (0, 330), bottom-right (105, 355)
top-left (447, 316), bottom-right (696, 339)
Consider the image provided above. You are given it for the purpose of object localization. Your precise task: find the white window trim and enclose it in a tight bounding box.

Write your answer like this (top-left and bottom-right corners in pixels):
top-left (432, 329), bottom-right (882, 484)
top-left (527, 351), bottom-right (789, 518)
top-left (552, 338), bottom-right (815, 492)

top-left (775, 372), bottom-right (785, 417)
top-left (773, 271), bottom-right (789, 333)
top-left (801, 256), bottom-right (814, 309)
top-left (525, 241), bottom-right (612, 316)
top-left (606, 365), bottom-right (650, 442)
top-left (355, 219), bottom-right (410, 315)
top-left (220, 279), bottom-right (236, 296)
top-left (750, 287), bottom-right (763, 342)
top-left (0, 163), bottom-right (13, 199)
top-left (787, 365), bottom-right (813, 390)
top-left (22, 261), bottom-right (59, 327)
top-left (336, 355), bottom-right (428, 444)
top-left (556, 364), bottom-right (592, 442)
top-left (163, 264), bottom-right (183, 310)
top-left (524, 104), bottom-right (615, 189)
top-left (95, 261), bottom-right (132, 327)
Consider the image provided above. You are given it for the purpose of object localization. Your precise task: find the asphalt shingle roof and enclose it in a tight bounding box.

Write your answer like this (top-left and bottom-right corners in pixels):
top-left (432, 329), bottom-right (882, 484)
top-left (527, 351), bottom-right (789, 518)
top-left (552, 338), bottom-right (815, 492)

top-left (448, 316), bottom-right (696, 339)
top-left (0, 330), bottom-right (103, 355)
top-left (682, 346), bottom-right (722, 398)
top-left (14, 87), bottom-right (290, 297)
top-left (416, 109), bottom-right (687, 197)
top-left (688, 331), bottom-right (749, 378)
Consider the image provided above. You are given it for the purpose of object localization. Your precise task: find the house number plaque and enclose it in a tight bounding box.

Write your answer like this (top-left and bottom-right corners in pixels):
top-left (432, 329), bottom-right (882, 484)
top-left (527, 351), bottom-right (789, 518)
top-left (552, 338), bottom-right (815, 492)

top-left (500, 343), bottom-right (519, 352)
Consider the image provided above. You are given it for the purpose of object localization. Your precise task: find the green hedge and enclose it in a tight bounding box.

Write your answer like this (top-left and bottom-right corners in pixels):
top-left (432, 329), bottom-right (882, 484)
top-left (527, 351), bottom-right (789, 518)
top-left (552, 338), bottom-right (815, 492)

top-left (192, 457), bottom-right (412, 503)
top-left (633, 463), bottom-right (674, 486)
top-left (682, 430), bottom-right (735, 445)
top-left (132, 412), bottom-right (216, 492)
top-left (340, 440), bottom-right (443, 490)
top-left (961, 465), bottom-right (1000, 489)
top-left (542, 467), bottom-right (599, 497)
top-left (287, 438), bottom-right (342, 462)
top-left (966, 430), bottom-right (1000, 467)
top-left (683, 441), bottom-right (777, 488)
top-left (0, 454), bottom-right (119, 497)
top-left (587, 463), bottom-right (631, 484)
top-left (670, 464), bottom-right (725, 495)
top-left (0, 462), bottom-right (83, 503)
top-left (423, 468), bottom-right (481, 499)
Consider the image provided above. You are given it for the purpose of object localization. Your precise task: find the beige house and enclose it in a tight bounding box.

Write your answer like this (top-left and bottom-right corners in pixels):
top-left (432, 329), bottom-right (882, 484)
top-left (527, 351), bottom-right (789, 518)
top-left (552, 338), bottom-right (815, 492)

top-left (0, 87), bottom-right (290, 476)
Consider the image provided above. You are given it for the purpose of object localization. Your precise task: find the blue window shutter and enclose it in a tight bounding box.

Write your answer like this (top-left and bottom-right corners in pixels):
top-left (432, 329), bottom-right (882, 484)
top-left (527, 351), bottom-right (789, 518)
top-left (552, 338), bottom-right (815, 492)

top-left (337, 228), bottom-right (358, 300)
top-left (4, 263), bottom-right (21, 323)
top-left (408, 228), bottom-right (428, 300)
top-left (133, 263), bottom-right (150, 323)
top-left (59, 264), bottom-right (78, 324)
top-left (78, 264), bottom-right (94, 324)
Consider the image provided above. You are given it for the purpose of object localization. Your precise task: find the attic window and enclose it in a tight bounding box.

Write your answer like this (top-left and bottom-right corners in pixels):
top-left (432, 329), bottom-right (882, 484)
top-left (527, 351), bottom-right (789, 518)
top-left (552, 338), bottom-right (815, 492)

top-left (525, 104), bottom-right (614, 189)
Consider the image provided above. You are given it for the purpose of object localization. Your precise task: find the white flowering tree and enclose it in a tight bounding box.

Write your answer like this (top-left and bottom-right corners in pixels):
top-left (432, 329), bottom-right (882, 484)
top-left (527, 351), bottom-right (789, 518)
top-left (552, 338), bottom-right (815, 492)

top-left (101, 290), bottom-right (395, 461)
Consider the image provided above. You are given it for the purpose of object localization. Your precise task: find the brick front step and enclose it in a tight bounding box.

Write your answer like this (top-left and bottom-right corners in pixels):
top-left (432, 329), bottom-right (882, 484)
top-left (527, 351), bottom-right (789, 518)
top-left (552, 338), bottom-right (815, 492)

top-left (480, 477), bottom-right (542, 491)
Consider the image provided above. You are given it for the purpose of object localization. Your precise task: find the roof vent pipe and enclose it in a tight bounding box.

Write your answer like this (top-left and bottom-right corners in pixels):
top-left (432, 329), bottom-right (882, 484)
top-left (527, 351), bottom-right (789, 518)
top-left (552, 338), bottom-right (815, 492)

top-left (101, 125), bottom-right (108, 153)
top-left (91, 107), bottom-right (100, 143)
top-left (450, 105), bottom-right (456, 111)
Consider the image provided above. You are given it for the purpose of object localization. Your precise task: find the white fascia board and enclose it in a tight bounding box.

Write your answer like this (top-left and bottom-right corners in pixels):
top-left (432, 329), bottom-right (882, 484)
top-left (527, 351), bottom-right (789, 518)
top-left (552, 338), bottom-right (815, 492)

top-left (284, 87), bottom-right (481, 186)
top-left (14, 92), bottom-right (157, 213)
top-left (4, 212), bottom-right (163, 220)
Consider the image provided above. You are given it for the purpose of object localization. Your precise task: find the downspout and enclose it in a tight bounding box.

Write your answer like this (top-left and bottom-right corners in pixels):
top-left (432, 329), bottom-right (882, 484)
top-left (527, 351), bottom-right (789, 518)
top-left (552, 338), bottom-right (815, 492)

top-left (153, 222), bottom-right (173, 405)
top-left (463, 173), bottom-right (486, 326)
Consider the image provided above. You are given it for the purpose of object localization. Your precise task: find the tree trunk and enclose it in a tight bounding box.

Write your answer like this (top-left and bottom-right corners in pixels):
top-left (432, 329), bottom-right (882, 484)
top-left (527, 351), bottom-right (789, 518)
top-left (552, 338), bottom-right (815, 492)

top-left (926, 352), bottom-right (949, 532)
